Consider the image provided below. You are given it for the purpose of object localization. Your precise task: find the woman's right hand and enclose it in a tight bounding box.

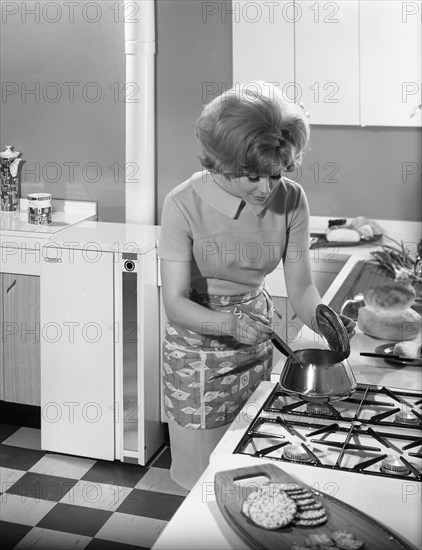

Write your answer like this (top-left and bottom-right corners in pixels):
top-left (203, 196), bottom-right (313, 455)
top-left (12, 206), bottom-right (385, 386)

top-left (231, 312), bottom-right (273, 345)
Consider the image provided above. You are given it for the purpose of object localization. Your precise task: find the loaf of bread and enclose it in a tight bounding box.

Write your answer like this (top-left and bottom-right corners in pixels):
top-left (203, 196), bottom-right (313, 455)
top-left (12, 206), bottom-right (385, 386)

top-left (363, 282), bottom-right (416, 311)
top-left (357, 306), bottom-right (421, 341)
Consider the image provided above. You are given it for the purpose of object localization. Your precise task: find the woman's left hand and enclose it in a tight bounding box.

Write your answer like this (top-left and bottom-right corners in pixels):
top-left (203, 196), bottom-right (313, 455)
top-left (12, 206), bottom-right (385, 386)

top-left (338, 314), bottom-right (356, 339)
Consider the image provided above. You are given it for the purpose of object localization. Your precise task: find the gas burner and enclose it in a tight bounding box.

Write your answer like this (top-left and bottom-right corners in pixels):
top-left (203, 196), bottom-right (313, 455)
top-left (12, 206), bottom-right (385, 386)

top-left (283, 444), bottom-right (312, 463)
top-left (395, 410), bottom-right (419, 425)
top-left (236, 383), bottom-right (422, 480)
top-left (381, 455), bottom-right (410, 476)
top-left (306, 402), bottom-right (327, 416)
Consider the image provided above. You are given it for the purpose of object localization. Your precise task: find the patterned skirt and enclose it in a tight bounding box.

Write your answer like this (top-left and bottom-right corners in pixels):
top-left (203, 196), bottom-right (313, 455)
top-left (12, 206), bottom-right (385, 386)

top-left (162, 286), bottom-right (274, 429)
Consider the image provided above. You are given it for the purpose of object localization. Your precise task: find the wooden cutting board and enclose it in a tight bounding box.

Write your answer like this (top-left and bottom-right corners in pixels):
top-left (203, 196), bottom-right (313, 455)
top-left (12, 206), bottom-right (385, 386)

top-left (310, 233), bottom-right (382, 249)
top-left (214, 464), bottom-right (415, 550)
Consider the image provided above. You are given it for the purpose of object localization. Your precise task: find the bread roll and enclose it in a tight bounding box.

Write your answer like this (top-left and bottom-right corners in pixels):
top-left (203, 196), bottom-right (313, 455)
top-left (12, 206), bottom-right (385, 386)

top-left (326, 227), bottom-right (360, 243)
top-left (363, 282), bottom-right (416, 311)
top-left (357, 306), bottom-right (421, 341)
top-left (393, 341), bottom-right (422, 359)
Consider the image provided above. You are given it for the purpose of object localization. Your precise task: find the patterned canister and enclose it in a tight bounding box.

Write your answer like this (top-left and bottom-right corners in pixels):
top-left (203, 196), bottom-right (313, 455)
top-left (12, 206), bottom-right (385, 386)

top-left (28, 193), bottom-right (52, 224)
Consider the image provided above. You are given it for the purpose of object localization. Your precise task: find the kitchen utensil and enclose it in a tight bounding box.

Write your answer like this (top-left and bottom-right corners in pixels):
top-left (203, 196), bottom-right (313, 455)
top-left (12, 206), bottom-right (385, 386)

top-left (271, 331), bottom-right (301, 364)
top-left (214, 464), bottom-right (414, 550)
top-left (360, 352), bottom-right (421, 362)
top-left (279, 304), bottom-right (356, 402)
top-left (234, 304), bottom-right (301, 364)
top-left (370, 344), bottom-right (422, 367)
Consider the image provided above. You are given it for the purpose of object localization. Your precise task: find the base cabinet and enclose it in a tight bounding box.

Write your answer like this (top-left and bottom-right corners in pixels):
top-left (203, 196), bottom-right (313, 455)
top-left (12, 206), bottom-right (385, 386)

top-left (40, 248), bottom-right (115, 461)
top-left (1, 273), bottom-right (40, 405)
top-left (40, 245), bottom-right (164, 464)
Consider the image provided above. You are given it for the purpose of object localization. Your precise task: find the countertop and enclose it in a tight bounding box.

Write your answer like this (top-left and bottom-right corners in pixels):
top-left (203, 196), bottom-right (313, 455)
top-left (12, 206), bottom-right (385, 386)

top-left (153, 381), bottom-right (422, 550)
top-left (152, 216), bottom-right (422, 550)
top-left (1, 212), bottom-right (421, 255)
top-left (0, 199), bottom-right (97, 238)
top-left (37, 220), bottom-right (160, 255)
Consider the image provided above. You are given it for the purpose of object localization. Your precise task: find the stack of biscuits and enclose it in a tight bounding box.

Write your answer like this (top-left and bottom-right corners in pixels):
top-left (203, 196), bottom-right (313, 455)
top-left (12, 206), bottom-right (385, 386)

top-left (241, 480), bottom-right (366, 548)
top-left (241, 481), bottom-right (327, 530)
top-left (282, 483), bottom-right (328, 527)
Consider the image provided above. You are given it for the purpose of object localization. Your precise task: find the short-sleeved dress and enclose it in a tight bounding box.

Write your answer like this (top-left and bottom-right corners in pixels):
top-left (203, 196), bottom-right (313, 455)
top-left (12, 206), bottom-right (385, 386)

top-left (158, 171), bottom-right (310, 430)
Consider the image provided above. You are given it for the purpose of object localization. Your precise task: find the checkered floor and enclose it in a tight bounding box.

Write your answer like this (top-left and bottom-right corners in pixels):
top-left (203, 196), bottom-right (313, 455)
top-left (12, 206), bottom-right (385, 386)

top-left (0, 423), bottom-right (188, 549)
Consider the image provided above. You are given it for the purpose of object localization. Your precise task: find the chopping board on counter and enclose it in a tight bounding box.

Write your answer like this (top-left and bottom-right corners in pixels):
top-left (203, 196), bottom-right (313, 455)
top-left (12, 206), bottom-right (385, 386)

top-left (310, 232), bottom-right (382, 249)
top-left (214, 464), bottom-right (415, 550)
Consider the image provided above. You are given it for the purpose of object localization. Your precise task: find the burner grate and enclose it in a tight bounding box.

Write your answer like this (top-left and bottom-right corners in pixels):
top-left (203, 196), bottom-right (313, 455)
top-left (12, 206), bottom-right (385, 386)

top-left (234, 383), bottom-right (422, 481)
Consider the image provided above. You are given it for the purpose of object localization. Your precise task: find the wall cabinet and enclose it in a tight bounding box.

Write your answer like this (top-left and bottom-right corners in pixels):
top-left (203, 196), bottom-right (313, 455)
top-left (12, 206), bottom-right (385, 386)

top-left (294, 0), bottom-right (360, 125)
top-left (1, 273), bottom-right (40, 405)
top-left (233, 0), bottom-right (294, 96)
top-left (360, 0), bottom-right (422, 126)
top-left (233, 0), bottom-right (421, 126)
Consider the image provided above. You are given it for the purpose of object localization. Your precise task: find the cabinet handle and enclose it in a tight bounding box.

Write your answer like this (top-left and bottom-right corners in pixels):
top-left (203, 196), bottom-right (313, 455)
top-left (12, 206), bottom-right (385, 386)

top-left (6, 279), bottom-right (16, 293)
top-left (410, 103), bottom-right (422, 118)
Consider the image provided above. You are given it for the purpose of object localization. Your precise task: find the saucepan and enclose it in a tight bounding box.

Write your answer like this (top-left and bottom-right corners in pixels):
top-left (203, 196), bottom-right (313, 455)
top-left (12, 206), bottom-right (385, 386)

top-left (275, 304), bottom-right (357, 403)
top-left (235, 303), bottom-right (357, 403)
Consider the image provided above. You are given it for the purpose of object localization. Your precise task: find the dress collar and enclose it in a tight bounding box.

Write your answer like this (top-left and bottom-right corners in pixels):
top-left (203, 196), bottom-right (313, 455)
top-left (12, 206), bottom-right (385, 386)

top-left (191, 171), bottom-right (281, 219)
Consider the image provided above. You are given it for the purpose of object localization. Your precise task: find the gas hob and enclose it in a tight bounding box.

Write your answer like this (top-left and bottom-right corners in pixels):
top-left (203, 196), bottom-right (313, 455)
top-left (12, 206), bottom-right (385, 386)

top-left (234, 383), bottom-right (422, 481)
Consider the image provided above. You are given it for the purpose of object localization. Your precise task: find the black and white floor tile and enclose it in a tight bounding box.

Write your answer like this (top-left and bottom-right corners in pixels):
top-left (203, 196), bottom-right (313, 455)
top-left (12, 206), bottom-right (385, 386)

top-left (0, 424), bottom-right (187, 549)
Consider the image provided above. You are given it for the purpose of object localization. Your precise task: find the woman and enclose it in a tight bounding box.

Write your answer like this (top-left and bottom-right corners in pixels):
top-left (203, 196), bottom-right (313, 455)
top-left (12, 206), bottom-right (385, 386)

top-left (158, 82), bottom-right (354, 490)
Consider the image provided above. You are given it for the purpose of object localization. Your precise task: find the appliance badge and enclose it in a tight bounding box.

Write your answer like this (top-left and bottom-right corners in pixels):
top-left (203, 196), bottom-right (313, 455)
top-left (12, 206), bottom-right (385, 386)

top-left (44, 257), bottom-right (62, 263)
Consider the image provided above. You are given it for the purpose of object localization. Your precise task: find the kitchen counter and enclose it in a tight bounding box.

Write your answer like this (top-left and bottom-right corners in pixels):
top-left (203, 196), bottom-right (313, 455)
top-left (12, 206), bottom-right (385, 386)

top-left (152, 217), bottom-right (422, 550)
top-left (0, 198), bottom-right (97, 238)
top-left (153, 382), bottom-right (422, 550)
top-left (1, 212), bottom-right (419, 259)
top-left (270, 216), bottom-right (422, 389)
top-left (0, 202), bottom-right (160, 256)
top-left (35, 220), bottom-right (160, 255)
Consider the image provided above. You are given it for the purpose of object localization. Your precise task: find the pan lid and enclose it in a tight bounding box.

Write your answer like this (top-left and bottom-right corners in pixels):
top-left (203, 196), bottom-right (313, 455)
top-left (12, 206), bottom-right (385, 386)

top-left (315, 304), bottom-right (350, 359)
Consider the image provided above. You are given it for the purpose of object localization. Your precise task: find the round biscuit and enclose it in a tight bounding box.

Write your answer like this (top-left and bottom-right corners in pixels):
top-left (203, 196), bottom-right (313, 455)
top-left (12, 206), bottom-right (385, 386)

top-left (333, 536), bottom-right (365, 550)
top-left (280, 482), bottom-right (303, 492)
top-left (294, 514), bottom-right (328, 527)
top-left (290, 490), bottom-right (314, 500)
top-left (260, 483), bottom-right (288, 499)
top-left (295, 507), bottom-right (326, 520)
top-left (293, 497), bottom-right (316, 506)
top-left (296, 501), bottom-right (324, 511)
top-left (247, 492), bottom-right (297, 530)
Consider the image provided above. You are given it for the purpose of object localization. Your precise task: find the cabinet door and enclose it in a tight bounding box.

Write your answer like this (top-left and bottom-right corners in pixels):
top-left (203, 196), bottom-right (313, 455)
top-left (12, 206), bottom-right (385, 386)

top-left (2, 273), bottom-right (40, 405)
top-left (233, 0), bottom-right (295, 99)
top-left (40, 248), bottom-right (114, 460)
top-left (295, 0), bottom-right (359, 124)
top-left (360, 0), bottom-right (422, 126)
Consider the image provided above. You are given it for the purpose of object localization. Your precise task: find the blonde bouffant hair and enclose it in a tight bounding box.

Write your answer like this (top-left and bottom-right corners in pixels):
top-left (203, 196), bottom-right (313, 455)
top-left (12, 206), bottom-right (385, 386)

top-left (195, 81), bottom-right (310, 177)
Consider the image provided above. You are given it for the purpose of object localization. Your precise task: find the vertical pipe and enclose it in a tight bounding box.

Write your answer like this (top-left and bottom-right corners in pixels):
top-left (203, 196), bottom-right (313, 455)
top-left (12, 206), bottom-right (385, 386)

top-left (124, 0), bottom-right (156, 224)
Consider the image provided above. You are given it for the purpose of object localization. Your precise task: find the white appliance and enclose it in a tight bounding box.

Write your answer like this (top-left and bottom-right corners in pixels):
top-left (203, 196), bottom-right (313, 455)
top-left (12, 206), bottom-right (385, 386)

top-left (40, 243), bottom-right (164, 465)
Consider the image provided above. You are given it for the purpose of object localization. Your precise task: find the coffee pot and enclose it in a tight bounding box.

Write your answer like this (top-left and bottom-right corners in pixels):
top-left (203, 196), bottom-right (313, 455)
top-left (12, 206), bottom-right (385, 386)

top-left (1, 146), bottom-right (23, 212)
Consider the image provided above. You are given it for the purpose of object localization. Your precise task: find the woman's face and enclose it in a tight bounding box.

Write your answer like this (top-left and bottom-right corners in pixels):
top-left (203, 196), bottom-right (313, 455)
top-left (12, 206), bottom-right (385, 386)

top-left (227, 172), bottom-right (283, 205)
